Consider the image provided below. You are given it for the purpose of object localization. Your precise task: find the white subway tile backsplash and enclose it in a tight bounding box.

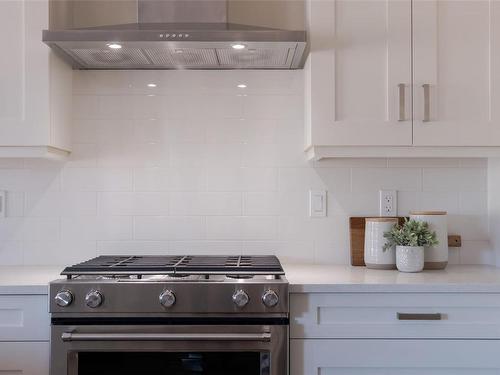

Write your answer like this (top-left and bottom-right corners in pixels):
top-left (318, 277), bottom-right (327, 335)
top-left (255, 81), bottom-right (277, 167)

top-left (387, 158), bottom-right (460, 168)
top-left (207, 167), bottom-right (278, 192)
top-left (25, 192), bottom-right (97, 217)
top-left (0, 241), bottom-right (23, 265)
top-left (98, 192), bottom-right (169, 216)
top-left (351, 168), bottom-right (422, 192)
top-left (205, 143), bottom-right (242, 167)
top-left (62, 168), bottom-right (133, 192)
top-left (169, 168), bottom-right (206, 191)
top-left (134, 216), bottom-right (205, 240)
top-left (243, 95), bottom-right (302, 119)
top-left (169, 192), bottom-right (241, 216)
top-left (241, 143), bottom-right (279, 167)
top-left (169, 241), bottom-right (244, 254)
top-left (61, 216), bottom-right (133, 241)
top-left (22, 218), bottom-right (60, 242)
top-left (423, 168), bottom-right (487, 192)
top-left (0, 159), bottom-right (24, 169)
top-left (0, 70), bottom-right (492, 266)
top-left (459, 191), bottom-right (488, 215)
top-left (97, 241), bottom-right (169, 255)
top-left (415, 192), bottom-right (460, 215)
top-left (206, 216), bottom-right (278, 240)
top-left (243, 192), bottom-right (280, 216)
top-left (67, 144), bottom-right (98, 168)
top-left (459, 240), bottom-right (494, 265)
top-left (0, 218), bottom-right (24, 243)
top-left (5, 192), bottom-right (24, 217)
top-left (170, 143), bottom-right (207, 168)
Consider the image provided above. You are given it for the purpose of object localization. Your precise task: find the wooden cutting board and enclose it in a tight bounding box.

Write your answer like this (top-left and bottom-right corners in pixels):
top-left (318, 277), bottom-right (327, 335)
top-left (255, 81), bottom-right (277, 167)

top-left (350, 217), bottom-right (462, 266)
top-left (349, 217), bottom-right (405, 266)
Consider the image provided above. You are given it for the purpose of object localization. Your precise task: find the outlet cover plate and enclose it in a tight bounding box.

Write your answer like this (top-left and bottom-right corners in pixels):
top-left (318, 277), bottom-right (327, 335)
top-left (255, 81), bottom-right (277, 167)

top-left (379, 190), bottom-right (397, 217)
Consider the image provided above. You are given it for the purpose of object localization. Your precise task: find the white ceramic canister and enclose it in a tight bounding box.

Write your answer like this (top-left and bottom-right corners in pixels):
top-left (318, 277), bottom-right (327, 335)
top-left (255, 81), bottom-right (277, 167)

top-left (396, 246), bottom-right (425, 273)
top-left (364, 217), bottom-right (398, 270)
top-left (410, 211), bottom-right (448, 270)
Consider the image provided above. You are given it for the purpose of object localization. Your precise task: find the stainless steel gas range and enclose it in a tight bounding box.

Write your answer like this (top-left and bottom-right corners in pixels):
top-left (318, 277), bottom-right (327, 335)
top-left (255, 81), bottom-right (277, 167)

top-left (49, 255), bottom-right (289, 375)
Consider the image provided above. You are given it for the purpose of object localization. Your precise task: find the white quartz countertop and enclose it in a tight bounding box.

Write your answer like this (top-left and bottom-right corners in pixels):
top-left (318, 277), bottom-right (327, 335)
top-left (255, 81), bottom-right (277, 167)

top-left (284, 264), bottom-right (500, 293)
top-left (2, 264), bottom-right (500, 294)
top-left (0, 266), bottom-right (63, 294)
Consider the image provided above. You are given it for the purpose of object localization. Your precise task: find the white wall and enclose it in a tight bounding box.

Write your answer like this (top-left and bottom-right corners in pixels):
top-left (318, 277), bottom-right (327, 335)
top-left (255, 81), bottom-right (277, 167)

top-left (0, 70), bottom-right (492, 266)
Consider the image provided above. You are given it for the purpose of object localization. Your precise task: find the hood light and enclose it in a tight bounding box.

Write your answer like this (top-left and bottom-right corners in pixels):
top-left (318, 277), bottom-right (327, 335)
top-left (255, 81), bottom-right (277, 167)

top-left (107, 43), bottom-right (122, 49)
top-left (147, 83), bottom-right (157, 88)
top-left (232, 43), bottom-right (246, 50)
top-left (237, 84), bottom-right (247, 89)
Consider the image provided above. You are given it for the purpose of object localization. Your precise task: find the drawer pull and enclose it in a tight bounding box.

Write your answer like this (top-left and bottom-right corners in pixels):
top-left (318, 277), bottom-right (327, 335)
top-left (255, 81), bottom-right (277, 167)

top-left (397, 313), bottom-right (442, 321)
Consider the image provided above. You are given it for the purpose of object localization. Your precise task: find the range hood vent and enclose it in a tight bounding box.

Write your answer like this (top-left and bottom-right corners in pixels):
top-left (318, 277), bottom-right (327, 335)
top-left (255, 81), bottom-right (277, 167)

top-left (43, 0), bottom-right (307, 70)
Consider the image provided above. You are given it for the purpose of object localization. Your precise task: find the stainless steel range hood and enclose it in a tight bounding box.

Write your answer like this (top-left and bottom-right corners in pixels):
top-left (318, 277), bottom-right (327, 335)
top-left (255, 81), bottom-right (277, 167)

top-left (43, 0), bottom-right (307, 70)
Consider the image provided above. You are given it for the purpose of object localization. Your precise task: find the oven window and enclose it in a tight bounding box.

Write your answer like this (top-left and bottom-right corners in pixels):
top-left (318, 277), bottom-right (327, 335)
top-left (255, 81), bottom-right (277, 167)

top-left (78, 352), bottom-right (270, 375)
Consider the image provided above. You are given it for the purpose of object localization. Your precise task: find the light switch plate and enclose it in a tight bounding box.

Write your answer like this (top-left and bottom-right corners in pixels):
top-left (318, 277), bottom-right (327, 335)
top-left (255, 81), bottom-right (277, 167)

top-left (309, 190), bottom-right (327, 217)
top-left (0, 191), bottom-right (5, 218)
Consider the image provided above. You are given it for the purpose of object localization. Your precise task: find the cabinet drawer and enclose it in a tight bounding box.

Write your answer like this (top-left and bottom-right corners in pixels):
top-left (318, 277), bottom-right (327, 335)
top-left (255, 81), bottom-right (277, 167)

top-left (291, 292), bottom-right (500, 339)
top-left (0, 295), bottom-right (49, 341)
top-left (291, 339), bottom-right (500, 375)
top-left (0, 342), bottom-right (49, 374)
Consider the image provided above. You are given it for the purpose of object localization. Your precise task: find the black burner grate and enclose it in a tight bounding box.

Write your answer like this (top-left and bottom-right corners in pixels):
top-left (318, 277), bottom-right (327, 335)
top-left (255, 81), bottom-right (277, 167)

top-left (61, 255), bottom-right (284, 277)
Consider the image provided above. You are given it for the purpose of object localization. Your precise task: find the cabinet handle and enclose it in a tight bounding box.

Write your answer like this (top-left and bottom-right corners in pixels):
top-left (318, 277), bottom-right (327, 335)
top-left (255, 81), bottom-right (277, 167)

top-left (397, 312), bottom-right (442, 321)
top-left (398, 83), bottom-right (406, 121)
top-left (422, 84), bottom-right (431, 122)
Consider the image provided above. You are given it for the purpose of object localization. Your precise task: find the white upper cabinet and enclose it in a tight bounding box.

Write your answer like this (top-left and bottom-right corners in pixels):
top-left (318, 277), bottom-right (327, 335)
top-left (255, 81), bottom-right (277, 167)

top-left (306, 0), bottom-right (500, 159)
top-left (305, 0), bottom-right (412, 147)
top-left (0, 0), bottom-right (72, 159)
top-left (413, 0), bottom-right (500, 146)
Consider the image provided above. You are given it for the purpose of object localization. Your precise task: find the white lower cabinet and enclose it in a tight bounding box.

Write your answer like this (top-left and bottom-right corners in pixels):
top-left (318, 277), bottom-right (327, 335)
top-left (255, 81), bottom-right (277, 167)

top-left (290, 292), bottom-right (500, 374)
top-left (0, 295), bottom-right (49, 374)
top-left (0, 342), bottom-right (49, 375)
top-left (291, 339), bottom-right (500, 375)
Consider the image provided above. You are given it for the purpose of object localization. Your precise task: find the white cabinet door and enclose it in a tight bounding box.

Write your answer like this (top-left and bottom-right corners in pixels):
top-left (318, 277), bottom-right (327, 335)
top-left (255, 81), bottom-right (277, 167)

top-left (0, 342), bottom-right (49, 375)
top-left (413, 0), bottom-right (500, 146)
top-left (0, 0), bottom-right (71, 156)
top-left (0, 295), bottom-right (49, 341)
top-left (0, 0), bottom-right (50, 146)
top-left (291, 339), bottom-right (500, 375)
top-left (306, 0), bottom-right (412, 147)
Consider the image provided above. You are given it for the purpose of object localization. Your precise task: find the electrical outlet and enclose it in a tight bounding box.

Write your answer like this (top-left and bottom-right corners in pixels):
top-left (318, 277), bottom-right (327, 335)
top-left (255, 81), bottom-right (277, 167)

top-left (379, 190), bottom-right (397, 217)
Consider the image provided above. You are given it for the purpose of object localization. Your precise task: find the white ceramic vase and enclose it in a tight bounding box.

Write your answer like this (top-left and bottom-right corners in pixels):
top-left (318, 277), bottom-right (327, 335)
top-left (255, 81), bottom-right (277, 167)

top-left (396, 246), bottom-right (424, 273)
top-left (364, 217), bottom-right (398, 269)
top-left (410, 211), bottom-right (448, 270)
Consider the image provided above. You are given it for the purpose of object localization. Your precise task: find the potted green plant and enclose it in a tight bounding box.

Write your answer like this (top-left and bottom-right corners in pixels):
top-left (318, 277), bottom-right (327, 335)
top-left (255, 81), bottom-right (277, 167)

top-left (383, 219), bottom-right (439, 273)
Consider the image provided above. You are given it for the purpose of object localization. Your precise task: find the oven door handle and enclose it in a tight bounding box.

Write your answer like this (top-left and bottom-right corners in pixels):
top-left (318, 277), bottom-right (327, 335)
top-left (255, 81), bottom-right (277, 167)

top-left (61, 332), bottom-right (272, 342)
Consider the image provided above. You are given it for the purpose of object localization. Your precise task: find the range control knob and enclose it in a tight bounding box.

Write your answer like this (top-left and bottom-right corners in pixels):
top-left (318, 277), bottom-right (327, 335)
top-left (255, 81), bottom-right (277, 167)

top-left (159, 290), bottom-right (176, 308)
top-left (262, 289), bottom-right (279, 308)
top-left (232, 289), bottom-right (250, 308)
top-left (85, 290), bottom-right (103, 308)
top-left (54, 290), bottom-right (73, 307)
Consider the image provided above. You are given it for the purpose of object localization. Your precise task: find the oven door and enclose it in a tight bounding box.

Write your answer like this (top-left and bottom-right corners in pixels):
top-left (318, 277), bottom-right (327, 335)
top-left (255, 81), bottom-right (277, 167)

top-left (51, 323), bottom-right (287, 375)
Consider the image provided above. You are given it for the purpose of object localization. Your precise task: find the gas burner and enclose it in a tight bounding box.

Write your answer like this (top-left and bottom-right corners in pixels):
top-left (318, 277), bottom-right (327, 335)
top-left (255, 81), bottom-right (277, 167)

top-left (61, 255), bottom-right (284, 279)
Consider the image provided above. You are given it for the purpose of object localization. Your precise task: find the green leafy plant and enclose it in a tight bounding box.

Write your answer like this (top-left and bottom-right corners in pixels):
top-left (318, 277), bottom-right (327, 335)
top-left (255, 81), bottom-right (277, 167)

top-left (383, 219), bottom-right (439, 251)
